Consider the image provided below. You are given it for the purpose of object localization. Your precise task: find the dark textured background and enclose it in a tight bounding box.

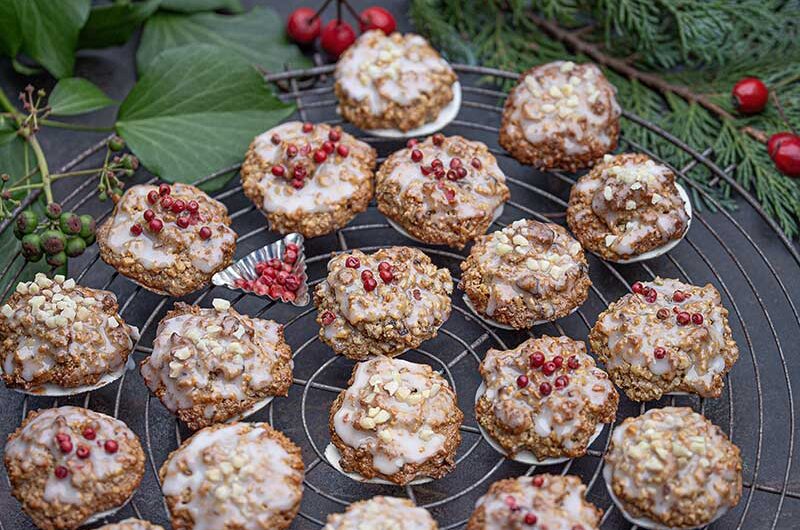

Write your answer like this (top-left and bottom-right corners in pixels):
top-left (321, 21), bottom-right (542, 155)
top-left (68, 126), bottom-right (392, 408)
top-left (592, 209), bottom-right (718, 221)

top-left (2, 1), bottom-right (800, 529)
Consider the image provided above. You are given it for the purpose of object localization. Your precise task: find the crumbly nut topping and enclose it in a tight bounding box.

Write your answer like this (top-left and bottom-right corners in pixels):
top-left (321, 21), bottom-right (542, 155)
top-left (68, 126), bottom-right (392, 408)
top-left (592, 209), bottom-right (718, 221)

top-left (469, 474), bottom-right (602, 530)
top-left (323, 496), bottom-right (438, 530)
top-left (332, 357), bottom-right (462, 480)
top-left (460, 220), bottom-right (590, 325)
top-left (101, 183), bottom-right (236, 276)
top-left (605, 407), bottom-right (742, 528)
top-left (590, 277), bottom-right (739, 401)
top-left (315, 246), bottom-right (453, 359)
top-left (0, 274), bottom-right (137, 391)
top-left (376, 135), bottom-right (509, 248)
top-left (244, 121), bottom-right (375, 215)
top-left (160, 422), bottom-right (304, 530)
top-left (568, 153), bottom-right (689, 260)
top-left (478, 336), bottom-right (617, 460)
top-left (5, 406), bottom-right (143, 512)
top-left (336, 30), bottom-right (456, 116)
top-left (140, 301), bottom-right (292, 429)
top-left (506, 61), bottom-right (620, 157)
top-left (97, 518), bottom-right (165, 530)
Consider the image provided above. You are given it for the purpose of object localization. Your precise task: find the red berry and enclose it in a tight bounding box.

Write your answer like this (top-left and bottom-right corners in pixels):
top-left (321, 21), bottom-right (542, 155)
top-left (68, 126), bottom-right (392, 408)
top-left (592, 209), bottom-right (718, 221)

top-left (345, 256), bottom-right (360, 268)
top-left (446, 169), bottom-right (458, 181)
top-left (284, 275), bottom-right (301, 292)
top-left (538, 382), bottom-right (552, 396)
top-left (552, 355), bottom-right (563, 369)
top-left (286, 243), bottom-right (299, 252)
top-left (358, 6), bottom-right (396, 34)
top-left (554, 375), bottom-right (569, 389)
top-left (321, 310), bottom-right (336, 325)
top-left (443, 187), bottom-right (456, 202)
top-left (524, 513), bottom-right (538, 525)
top-left (314, 149), bottom-right (328, 163)
top-left (286, 7), bottom-right (321, 44)
top-left (645, 289), bottom-right (658, 303)
top-left (269, 284), bottom-right (285, 299)
top-left (692, 313), bottom-right (704, 325)
top-left (379, 269), bottom-right (394, 283)
top-left (147, 190), bottom-right (159, 204)
top-left (378, 261), bottom-right (392, 272)
top-left (283, 291), bottom-right (297, 302)
top-left (360, 269), bottom-right (373, 281)
top-left (291, 179), bottom-right (304, 189)
top-left (532, 475), bottom-right (544, 487)
top-left (284, 249), bottom-right (297, 264)
top-left (336, 144), bottom-right (349, 157)
top-left (130, 224), bottom-right (142, 236)
top-left (406, 139), bottom-right (419, 148)
top-left (542, 361), bottom-right (556, 376)
top-left (320, 20), bottom-right (356, 58)
top-left (276, 270), bottom-right (289, 285)
top-left (449, 157), bottom-right (462, 169)
top-left (631, 281), bottom-right (645, 294)
top-left (456, 167), bottom-right (467, 179)
top-left (176, 216), bottom-right (190, 229)
top-left (271, 165), bottom-right (285, 177)
top-left (76, 445), bottom-right (90, 459)
top-left (82, 427), bottom-right (96, 440)
top-left (199, 226), bottom-right (212, 240)
top-left (271, 133), bottom-right (281, 145)
top-left (329, 129), bottom-right (341, 142)
top-left (529, 351), bottom-right (545, 368)
top-left (516, 375), bottom-right (529, 388)
top-left (54, 466), bottom-right (69, 479)
top-left (657, 308), bottom-right (670, 320)
top-left (363, 277), bottom-right (378, 292)
top-left (672, 290), bottom-right (686, 302)
top-left (768, 132), bottom-right (798, 158)
top-left (772, 134), bottom-right (800, 178)
top-left (149, 218), bottom-right (163, 233)
top-left (286, 144), bottom-right (298, 158)
top-left (104, 440), bottom-right (118, 453)
top-left (160, 195), bottom-right (174, 209)
top-left (471, 158), bottom-right (482, 169)
top-left (654, 347), bottom-right (666, 359)
top-left (432, 133), bottom-right (444, 146)
top-left (302, 122), bottom-right (314, 133)
top-left (158, 183), bottom-right (171, 196)
top-left (322, 140), bottom-right (335, 154)
top-left (567, 355), bottom-right (580, 370)
top-left (677, 311), bottom-right (691, 326)
top-left (431, 159), bottom-right (443, 168)
top-left (420, 166), bottom-right (433, 176)
top-left (59, 440), bottom-right (73, 453)
top-left (187, 200), bottom-right (199, 213)
top-left (171, 199), bottom-right (186, 213)
top-left (504, 495), bottom-right (517, 509)
top-left (732, 77), bottom-right (769, 114)
top-left (411, 149), bottom-right (423, 162)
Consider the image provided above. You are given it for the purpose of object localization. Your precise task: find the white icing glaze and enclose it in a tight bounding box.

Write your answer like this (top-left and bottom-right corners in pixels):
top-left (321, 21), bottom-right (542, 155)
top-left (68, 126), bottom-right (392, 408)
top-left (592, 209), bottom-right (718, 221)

top-left (332, 357), bottom-right (459, 477)
top-left (161, 423), bottom-right (303, 530)
top-left (323, 496), bottom-right (437, 530)
top-left (336, 30), bottom-right (455, 115)
top-left (140, 304), bottom-right (291, 422)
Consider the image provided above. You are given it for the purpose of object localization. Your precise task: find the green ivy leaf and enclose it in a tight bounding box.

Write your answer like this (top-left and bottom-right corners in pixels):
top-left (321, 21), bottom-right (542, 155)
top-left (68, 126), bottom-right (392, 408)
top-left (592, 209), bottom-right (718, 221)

top-left (158, 0), bottom-right (243, 13)
top-left (0, 133), bottom-right (28, 182)
top-left (137, 7), bottom-right (309, 74)
top-left (0, 1), bottom-right (22, 57)
top-left (0, 117), bottom-right (18, 146)
top-left (48, 78), bottom-right (117, 116)
top-left (7, 0), bottom-right (92, 79)
top-left (78, 0), bottom-right (162, 49)
top-left (116, 44), bottom-right (294, 191)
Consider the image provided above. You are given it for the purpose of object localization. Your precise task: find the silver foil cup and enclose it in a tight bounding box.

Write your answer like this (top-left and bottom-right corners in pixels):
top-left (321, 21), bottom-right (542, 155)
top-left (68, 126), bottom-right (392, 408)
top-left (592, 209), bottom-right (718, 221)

top-left (211, 233), bottom-right (310, 306)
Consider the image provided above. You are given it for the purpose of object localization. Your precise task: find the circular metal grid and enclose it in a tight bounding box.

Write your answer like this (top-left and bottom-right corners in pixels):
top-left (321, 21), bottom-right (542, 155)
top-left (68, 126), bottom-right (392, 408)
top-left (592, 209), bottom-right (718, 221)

top-left (2, 64), bottom-right (800, 529)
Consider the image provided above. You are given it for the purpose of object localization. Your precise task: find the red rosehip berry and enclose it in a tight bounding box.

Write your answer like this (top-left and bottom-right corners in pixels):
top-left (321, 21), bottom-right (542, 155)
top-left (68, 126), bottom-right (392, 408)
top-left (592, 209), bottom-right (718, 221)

top-left (336, 144), bottom-right (349, 157)
top-left (286, 7), bottom-right (321, 44)
top-left (538, 382), bottom-right (552, 396)
top-left (654, 347), bottom-right (666, 359)
top-left (160, 195), bottom-right (174, 209)
top-left (320, 20), bottom-right (356, 58)
top-left (529, 351), bottom-right (545, 368)
top-left (302, 122), bottom-right (314, 133)
top-left (771, 134), bottom-right (800, 178)
top-left (149, 218), bottom-right (163, 233)
top-left (378, 261), bottom-right (392, 272)
top-left (359, 6), bottom-right (397, 34)
top-left (554, 375), bottom-right (569, 389)
top-left (158, 183), bottom-right (171, 196)
top-left (345, 256), bottom-right (360, 268)
top-left (645, 289), bottom-right (658, 303)
top-left (76, 445), bottom-right (90, 459)
top-left (552, 355), bottom-right (563, 369)
top-left (411, 149), bottom-right (423, 162)
top-left (82, 427), bottom-right (96, 440)
top-left (176, 216), bottom-right (190, 229)
top-left (431, 159), bottom-right (443, 168)
top-left (314, 149), bottom-right (328, 163)
top-left (692, 313), bottom-right (704, 325)
top-left (130, 224), bottom-right (142, 236)
top-left (104, 440), bottom-right (118, 453)
top-left (363, 277), bottom-right (378, 292)
top-left (271, 165), bottom-right (285, 177)
top-left (732, 77), bottom-right (769, 115)
top-left (59, 439), bottom-right (73, 453)
top-left (532, 475), bottom-right (544, 487)
top-left (768, 132), bottom-right (798, 158)
top-left (171, 199), bottom-right (186, 213)
top-left (516, 375), bottom-right (529, 388)
top-left (471, 158), bottom-right (482, 169)
top-left (54, 466), bottom-right (69, 479)
top-left (199, 226), bottom-right (212, 240)
top-left (187, 200), bottom-right (199, 213)
top-left (360, 269), bottom-right (373, 281)
top-left (321, 310), bottom-right (336, 325)
top-left (147, 190), bottom-right (159, 204)
top-left (542, 361), bottom-right (556, 376)
top-left (672, 290), bottom-right (686, 302)
top-left (631, 281), bottom-right (645, 294)
top-left (322, 140), bottom-right (335, 154)
top-left (379, 269), bottom-right (394, 283)
top-left (567, 355), bottom-right (580, 370)
top-left (677, 311), bottom-right (691, 326)
top-left (328, 129), bottom-right (341, 142)
top-left (657, 308), bottom-right (670, 320)
top-left (524, 513), bottom-right (538, 525)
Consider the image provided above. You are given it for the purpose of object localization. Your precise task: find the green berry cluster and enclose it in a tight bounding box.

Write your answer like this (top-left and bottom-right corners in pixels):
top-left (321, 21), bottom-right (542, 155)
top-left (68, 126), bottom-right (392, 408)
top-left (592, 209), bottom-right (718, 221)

top-left (14, 202), bottom-right (96, 266)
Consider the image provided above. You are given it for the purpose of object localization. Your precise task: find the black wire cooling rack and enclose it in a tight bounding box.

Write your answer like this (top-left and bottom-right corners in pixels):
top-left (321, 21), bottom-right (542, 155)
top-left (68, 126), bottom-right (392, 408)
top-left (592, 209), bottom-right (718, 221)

top-left (2, 64), bottom-right (800, 530)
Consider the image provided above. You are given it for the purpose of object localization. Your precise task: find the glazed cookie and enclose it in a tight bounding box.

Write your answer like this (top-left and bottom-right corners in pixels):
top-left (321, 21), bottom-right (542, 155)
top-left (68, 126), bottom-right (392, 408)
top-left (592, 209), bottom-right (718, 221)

top-left (589, 277), bottom-right (738, 401)
top-left (140, 299), bottom-right (293, 430)
top-left (567, 153), bottom-right (691, 262)
top-left (604, 407), bottom-right (742, 529)
top-left (323, 496), bottom-right (438, 529)
top-left (376, 134), bottom-right (510, 248)
top-left (241, 121), bottom-right (377, 238)
top-left (335, 30), bottom-right (458, 132)
top-left (98, 520), bottom-right (165, 530)
top-left (329, 356), bottom-right (463, 485)
top-left (0, 273), bottom-right (138, 395)
top-left (97, 182), bottom-right (237, 296)
top-left (499, 60), bottom-right (620, 171)
top-left (314, 246), bottom-right (453, 359)
top-left (4, 406), bottom-right (145, 530)
top-left (460, 219), bottom-right (591, 328)
top-left (160, 422), bottom-right (304, 530)
top-left (466, 474), bottom-right (602, 530)
top-left (477, 336), bottom-right (618, 462)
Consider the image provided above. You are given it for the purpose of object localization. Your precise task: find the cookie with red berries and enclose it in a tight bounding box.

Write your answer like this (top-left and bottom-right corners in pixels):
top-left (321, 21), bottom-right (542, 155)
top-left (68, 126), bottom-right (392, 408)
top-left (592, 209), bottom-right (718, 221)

top-left (4, 406), bottom-right (145, 530)
top-left (97, 183), bottom-right (237, 297)
top-left (241, 121), bottom-right (376, 238)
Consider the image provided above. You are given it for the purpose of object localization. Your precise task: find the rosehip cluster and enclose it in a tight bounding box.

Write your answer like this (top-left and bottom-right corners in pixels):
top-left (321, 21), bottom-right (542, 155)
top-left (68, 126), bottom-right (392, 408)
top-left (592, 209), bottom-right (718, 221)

top-left (51, 428), bottom-right (117, 479)
top-left (344, 256), bottom-right (395, 292)
top-left (14, 202), bottom-right (96, 266)
top-left (504, 476), bottom-right (547, 525)
top-left (270, 125), bottom-right (349, 189)
top-left (130, 184), bottom-right (209, 240)
top-left (233, 242), bottom-right (303, 302)
top-left (286, 2), bottom-right (396, 58)
top-left (516, 350), bottom-right (581, 397)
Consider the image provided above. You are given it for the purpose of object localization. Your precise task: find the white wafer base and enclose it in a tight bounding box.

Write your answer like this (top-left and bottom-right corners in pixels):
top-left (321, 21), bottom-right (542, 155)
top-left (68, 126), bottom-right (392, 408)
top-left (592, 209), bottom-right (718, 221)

top-left (602, 465), bottom-right (728, 530)
top-left (603, 183), bottom-right (693, 264)
top-left (462, 295), bottom-right (579, 330)
top-left (80, 492), bottom-right (135, 526)
top-left (475, 382), bottom-right (605, 465)
top-left (224, 396), bottom-right (275, 424)
top-left (385, 204), bottom-right (505, 246)
top-left (364, 82), bottom-right (462, 139)
top-left (324, 443), bottom-right (433, 486)
top-left (8, 356), bottom-right (136, 397)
